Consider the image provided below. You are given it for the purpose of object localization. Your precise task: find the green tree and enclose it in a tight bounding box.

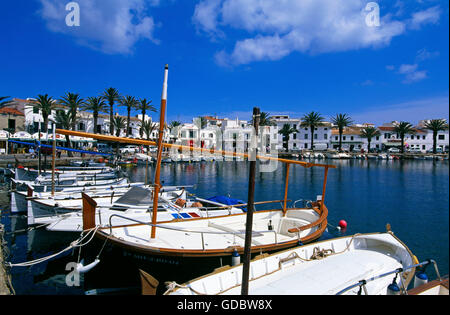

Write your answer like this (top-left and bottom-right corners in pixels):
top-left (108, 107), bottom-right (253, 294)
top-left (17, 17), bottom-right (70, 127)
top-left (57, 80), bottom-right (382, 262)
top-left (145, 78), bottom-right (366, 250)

top-left (33, 94), bottom-right (55, 133)
top-left (119, 95), bottom-right (138, 137)
top-left (82, 97), bottom-right (108, 134)
top-left (394, 122), bottom-right (415, 153)
top-left (59, 92), bottom-right (85, 131)
top-left (300, 112), bottom-right (325, 151)
top-left (423, 119), bottom-right (449, 154)
top-left (331, 114), bottom-right (353, 152)
top-left (360, 126), bottom-right (381, 152)
top-left (278, 124), bottom-right (298, 152)
top-left (251, 112), bottom-right (276, 126)
top-left (137, 98), bottom-right (156, 138)
top-left (102, 88), bottom-right (121, 136)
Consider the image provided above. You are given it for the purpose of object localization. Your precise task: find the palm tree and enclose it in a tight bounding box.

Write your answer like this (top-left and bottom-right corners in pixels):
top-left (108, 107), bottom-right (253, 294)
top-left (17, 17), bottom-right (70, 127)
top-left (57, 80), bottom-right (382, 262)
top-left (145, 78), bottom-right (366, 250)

top-left (394, 121), bottom-right (415, 153)
top-left (59, 92), bottom-right (85, 131)
top-left (34, 94), bottom-right (55, 133)
top-left (423, 119), bottom-right (449, 154)
top-left (102, 88), bottom-right (121, 136)
top-left (0, 96), bottom-right (13, 108)
top-left (112, 116), bottom-right (126, 137)
top-left (142, 120), bottom-right (158, 141)
top-left (250, 112), bottom-right (276, 126)
top-left (83, 97), bottom-right (108, 134)
top-left (137, 98), bottom-right (156, 138)
top-left (55, 110), bottom-right (75, 155)
top-left (300, 112), bottom-right (325, 151)
top-left (119, 95), bottom-right (138, 137)
top-left (278, 124), bottom-right (298, 152)
top-left (360, 126), bottom-right (381, 152)
top-left (331, 114), bottom-right (353, 152)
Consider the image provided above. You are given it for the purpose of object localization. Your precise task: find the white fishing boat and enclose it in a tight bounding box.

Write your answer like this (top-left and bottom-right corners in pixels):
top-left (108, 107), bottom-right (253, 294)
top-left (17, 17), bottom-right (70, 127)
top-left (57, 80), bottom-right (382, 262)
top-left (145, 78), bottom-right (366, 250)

top-left (367, 155), bottom-right (378, 160)
top-left (135, 153), bottom-right (153, 164)
top-left (27, 185), bottom-right (189, 227)
top-left (10, 179), bottom-right (142, 214)
top-left (325, 152), bottom-right (340, 159)
top-left (161, 232), bottom-right (446, 295)
top-left (12, 176), bottom-right (128, 194)
top-left (338, 153), bottom-right (351, 159)
top-left (47, 189), bottom-right (245, 233)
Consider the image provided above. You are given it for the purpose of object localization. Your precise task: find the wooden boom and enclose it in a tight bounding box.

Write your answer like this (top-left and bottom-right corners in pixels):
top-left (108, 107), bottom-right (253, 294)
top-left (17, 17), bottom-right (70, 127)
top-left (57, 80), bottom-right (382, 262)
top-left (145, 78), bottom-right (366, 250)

top-left (55, 129), bottom-right (336, 169)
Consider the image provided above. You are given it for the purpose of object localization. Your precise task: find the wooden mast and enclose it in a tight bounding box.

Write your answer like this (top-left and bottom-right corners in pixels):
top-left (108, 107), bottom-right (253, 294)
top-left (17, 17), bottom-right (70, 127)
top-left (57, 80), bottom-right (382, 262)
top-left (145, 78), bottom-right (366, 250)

top-left (51, 123), bottom-right (56, 196)
top-left (151, 64), bottom-right (169, 239)
top-left (241, 107), bottom-right (260, 295)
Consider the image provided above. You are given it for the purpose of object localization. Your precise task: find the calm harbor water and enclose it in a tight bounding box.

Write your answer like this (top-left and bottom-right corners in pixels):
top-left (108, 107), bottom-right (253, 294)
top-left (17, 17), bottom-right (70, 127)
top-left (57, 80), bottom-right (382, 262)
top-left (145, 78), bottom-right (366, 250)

top-left (1, 158), bottom-right (448, 294)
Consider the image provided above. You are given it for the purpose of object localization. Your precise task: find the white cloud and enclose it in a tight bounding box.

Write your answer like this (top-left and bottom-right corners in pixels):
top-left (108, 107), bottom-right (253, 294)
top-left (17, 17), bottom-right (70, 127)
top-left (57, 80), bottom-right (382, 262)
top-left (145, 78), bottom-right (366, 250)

top-left (193, 0), bottom-right (442, 66)
top-left (38, 0), bottom-right (161, 54)
top-left (408, 5), bottom-right (441, 30)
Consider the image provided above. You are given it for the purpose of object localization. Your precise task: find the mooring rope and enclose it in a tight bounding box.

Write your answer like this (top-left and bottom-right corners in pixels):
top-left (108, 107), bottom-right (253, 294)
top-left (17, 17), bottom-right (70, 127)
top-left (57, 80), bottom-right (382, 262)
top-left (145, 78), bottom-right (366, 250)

top-left (6, 226), bottom-right (100, 268)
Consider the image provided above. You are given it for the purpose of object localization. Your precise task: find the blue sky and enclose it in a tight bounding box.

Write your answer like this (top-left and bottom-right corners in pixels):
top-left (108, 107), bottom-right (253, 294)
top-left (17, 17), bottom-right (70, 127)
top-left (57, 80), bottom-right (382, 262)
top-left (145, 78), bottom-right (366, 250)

top-left (0, 0), bottom-right (448, 125)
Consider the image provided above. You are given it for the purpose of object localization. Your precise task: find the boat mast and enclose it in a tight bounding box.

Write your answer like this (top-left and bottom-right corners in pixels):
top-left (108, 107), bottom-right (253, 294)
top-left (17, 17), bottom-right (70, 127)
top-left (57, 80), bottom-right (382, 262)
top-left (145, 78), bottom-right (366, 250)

top-left (151, 64), bottom-right (169, 239)
top-left (241, 107), bottom-right (260, 295)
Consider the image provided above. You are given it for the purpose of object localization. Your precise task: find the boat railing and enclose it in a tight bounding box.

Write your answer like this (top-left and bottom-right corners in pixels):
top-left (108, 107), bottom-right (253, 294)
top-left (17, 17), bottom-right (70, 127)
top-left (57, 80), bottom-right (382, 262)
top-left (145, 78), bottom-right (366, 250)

top-left (335, 259), bottom-right (441, 295)
top-left (107, 214), bottom-right (279, 250)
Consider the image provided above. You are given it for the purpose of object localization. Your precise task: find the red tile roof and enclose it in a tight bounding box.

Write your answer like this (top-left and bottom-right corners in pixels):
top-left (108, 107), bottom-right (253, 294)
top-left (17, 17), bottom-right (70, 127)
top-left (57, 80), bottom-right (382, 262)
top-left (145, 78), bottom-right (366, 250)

top-left (0, 107), bottom-right (24, 116)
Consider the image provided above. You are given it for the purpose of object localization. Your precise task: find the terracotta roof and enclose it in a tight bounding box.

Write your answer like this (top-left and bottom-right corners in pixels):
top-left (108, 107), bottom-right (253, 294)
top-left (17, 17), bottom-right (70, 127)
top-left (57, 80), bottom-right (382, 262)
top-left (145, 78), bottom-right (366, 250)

top-left (203, 116), bottom-right (224, 121)
top-left (331, 127), bottom-right (364, 135)
top-left (378, 126), bottom-right (395, 131)
top-left (0, 107), bottom-right (24, 116)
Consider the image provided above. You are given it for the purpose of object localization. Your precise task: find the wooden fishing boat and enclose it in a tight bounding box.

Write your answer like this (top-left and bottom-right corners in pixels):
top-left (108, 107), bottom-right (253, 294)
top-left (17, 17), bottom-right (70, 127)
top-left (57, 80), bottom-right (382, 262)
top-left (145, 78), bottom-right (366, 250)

top-left (47, 189), bottom-right (244, 233)
top-left (10, 180), bottom-right (142, 214)
top-left (13, 166), bottom-right (117, 181)
top-left (160, 231), bottom-right (435, 295)
top-left (58, 65), bottom-right (336, 288)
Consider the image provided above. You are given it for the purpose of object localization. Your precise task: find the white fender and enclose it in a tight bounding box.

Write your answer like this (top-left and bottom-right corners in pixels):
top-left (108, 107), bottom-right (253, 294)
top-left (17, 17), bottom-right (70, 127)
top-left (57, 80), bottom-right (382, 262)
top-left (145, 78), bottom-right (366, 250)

top-left (76, 259), bottom-right (100, 274)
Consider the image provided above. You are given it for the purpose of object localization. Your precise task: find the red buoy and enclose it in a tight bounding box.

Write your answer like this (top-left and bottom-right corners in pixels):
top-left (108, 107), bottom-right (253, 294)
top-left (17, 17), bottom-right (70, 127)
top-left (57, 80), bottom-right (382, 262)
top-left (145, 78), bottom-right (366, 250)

top-left (339, 220), bottom-right (348, 229)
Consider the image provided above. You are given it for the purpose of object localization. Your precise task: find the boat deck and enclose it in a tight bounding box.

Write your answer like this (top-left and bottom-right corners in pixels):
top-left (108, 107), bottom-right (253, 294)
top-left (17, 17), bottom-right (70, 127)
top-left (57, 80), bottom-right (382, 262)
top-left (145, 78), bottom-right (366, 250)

top-left (105, 210), bottom-right (320, 251)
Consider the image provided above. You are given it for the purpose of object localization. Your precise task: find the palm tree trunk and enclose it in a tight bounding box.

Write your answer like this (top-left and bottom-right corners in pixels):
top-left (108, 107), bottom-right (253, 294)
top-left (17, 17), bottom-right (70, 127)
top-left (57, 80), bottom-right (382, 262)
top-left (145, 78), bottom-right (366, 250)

top-left (65, 134), bottom-right (73, 157)
top-left (93, 113), bottom-right (98, 134)
top-left (339, 129), bottom-right (343, 152)
top-left (433, 132), bottom-right (437, 154)
top-left (43, 116), bottom-right (49, 133)
top-left (367, 138), bottom-right (371, 152)
top-left (401, 136), bottom-right (405, 154)
top-left (310, 129), bottom-right (314, 151)
top-left (110, 103), bottom-right (114, 136)
top-left (126, 107), bottom-right (131, 137)
top-left (141, 110), bottom-right (145, 138)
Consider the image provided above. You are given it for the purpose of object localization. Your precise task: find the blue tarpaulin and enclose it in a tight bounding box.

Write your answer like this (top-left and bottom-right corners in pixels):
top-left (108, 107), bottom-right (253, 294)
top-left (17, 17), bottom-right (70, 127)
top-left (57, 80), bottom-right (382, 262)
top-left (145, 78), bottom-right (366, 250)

top-left (207, 195), bottom-right (248, 212)
top-left (7, 140), bottom-right (112, 156)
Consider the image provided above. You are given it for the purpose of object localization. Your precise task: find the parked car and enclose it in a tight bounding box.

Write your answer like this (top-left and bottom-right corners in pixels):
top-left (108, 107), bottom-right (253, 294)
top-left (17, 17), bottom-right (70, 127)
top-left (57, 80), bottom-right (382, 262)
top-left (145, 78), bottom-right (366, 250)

top-left (120, 145), bottom-right (138, 154)
top-left (427, 147), bottom-right (443, 154)
top-left (388, 148), bottom-right (401, 153)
